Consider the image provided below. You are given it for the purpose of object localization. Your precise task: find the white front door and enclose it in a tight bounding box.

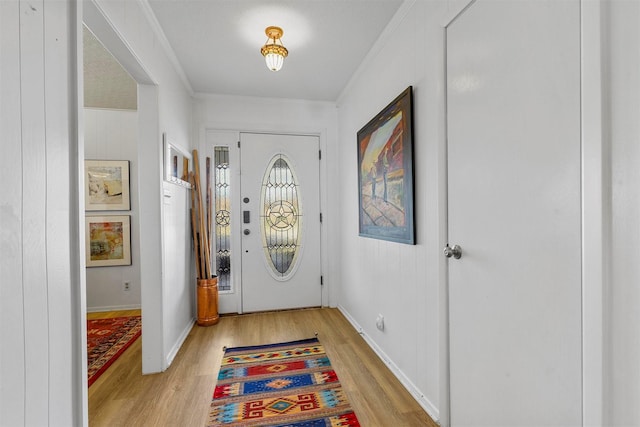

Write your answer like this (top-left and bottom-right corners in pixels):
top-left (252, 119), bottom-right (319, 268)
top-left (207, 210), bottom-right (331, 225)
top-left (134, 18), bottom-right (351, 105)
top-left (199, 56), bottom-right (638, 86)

top-left (446, 1), bottom-right (582, 425)
top-left (240, 132), bottom-right (321, 312)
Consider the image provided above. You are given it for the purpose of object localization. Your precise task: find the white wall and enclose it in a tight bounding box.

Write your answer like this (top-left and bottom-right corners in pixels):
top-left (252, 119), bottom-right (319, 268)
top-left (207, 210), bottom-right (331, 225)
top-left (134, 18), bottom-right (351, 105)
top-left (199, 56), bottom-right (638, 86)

top-left (606, 0), bottom-right (640, 424)
top-left (335, 0), bottom-right (640, 424)
top-left (161, 176), bottom-right (194, 365)
top-left (335, 0), bottom-right (449, 418)
top-left (194, 94), bottom-right (339, 314)
top-left (85, 108), bottom-right (141, 311)
top-left (0, 0), bottom-right (83, 424)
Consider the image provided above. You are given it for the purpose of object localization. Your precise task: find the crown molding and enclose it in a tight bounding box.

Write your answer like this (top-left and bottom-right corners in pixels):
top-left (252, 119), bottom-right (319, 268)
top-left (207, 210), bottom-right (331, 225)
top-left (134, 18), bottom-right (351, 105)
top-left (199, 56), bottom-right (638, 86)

top-left (138, 0), bottom-right (194, 95)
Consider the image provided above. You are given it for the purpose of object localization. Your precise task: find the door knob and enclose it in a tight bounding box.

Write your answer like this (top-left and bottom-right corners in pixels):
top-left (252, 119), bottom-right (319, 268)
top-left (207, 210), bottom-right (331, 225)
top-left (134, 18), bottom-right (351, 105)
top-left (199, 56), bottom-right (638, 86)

top-left (243, 229), bottom-right (250, 235)
top-left (444, 244), bottom-right (462, 259)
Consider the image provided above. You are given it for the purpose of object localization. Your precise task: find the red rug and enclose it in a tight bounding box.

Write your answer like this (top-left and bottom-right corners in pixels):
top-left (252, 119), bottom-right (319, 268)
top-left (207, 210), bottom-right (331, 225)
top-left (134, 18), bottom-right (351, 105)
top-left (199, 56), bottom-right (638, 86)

top-left (87, 315), bottom-right (141, 386)
top-left (207, 337), bottom-right (360, 426)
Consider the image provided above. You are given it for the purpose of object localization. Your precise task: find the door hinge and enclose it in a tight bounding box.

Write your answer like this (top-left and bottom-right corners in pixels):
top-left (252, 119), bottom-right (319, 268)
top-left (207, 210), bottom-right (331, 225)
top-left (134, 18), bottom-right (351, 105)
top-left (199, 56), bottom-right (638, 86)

top-left (237, 140), bottom-right (241, 148)
top-left (320, 213), bottom-right (323, 223)
top-left (320, 276), bottom-right (324, 286)
top-left (319, 149), bottom-right (322, 160)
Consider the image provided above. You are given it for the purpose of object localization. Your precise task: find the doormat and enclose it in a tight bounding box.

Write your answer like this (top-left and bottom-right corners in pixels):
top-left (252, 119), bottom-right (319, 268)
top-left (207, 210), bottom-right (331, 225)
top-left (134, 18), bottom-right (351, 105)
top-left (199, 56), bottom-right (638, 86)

top-left (207, 337), bottom-right (360, 426)
top-left (87, 315), bottom-right (141, 386)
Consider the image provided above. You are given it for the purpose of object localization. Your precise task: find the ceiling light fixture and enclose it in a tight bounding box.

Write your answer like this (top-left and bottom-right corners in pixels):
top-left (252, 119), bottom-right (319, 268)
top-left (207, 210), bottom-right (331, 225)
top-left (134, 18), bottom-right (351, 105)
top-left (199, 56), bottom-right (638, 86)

top-left (261, 26), bottom-right (288, 72)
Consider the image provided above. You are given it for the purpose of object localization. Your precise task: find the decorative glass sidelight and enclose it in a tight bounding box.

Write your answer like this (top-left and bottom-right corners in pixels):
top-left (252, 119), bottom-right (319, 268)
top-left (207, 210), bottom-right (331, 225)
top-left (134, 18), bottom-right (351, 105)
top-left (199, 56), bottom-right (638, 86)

top-left (214, 147), bottom-right (231, 291)
top-left (260, 154), bottom-right (302, 278)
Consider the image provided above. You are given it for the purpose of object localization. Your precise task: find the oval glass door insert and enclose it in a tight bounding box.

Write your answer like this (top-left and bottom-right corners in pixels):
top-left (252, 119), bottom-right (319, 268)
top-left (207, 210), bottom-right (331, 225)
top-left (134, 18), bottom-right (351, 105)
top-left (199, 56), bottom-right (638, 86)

top-left (260, 154), bottom-right (302, 279)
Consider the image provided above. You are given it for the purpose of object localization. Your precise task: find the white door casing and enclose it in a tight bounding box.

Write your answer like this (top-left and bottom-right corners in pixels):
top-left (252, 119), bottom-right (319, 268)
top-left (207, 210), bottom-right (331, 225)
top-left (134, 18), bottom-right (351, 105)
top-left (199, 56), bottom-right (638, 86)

top-left (446, 1), bottom-right (582, 425)
top-left (240, 133), bottom-right (322, 312)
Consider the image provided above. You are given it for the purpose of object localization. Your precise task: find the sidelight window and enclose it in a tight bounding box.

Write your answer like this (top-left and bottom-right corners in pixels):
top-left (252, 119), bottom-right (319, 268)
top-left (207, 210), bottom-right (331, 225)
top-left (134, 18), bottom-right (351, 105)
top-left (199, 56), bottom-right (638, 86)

top-left (213, 147), bottom-right (231, 291)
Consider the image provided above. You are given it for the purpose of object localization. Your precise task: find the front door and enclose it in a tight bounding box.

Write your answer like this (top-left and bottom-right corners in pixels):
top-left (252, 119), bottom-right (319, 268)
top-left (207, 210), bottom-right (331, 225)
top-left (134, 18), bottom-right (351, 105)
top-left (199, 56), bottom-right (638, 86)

top-left (446, 1), bottom-right (582, 425)
top-left (240, 132), bottom-right (321, 312)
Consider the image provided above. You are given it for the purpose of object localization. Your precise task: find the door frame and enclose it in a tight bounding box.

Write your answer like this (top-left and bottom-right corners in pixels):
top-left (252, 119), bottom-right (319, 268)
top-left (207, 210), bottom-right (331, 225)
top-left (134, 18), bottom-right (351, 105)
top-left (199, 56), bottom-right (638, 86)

top-left (201, 125), bottom-right (330, 315)
top-left (83, 0), bottom-right (163, 374)
top-left (439, 1), bottom-right (606, 426)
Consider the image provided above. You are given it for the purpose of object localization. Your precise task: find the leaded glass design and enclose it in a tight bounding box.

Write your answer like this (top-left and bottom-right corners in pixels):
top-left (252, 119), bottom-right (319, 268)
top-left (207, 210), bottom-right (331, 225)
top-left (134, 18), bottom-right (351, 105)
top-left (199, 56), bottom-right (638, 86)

top-left (214, 147), bottom-right (231, 291)
top-left (260, 154), bottom-right (302, 279)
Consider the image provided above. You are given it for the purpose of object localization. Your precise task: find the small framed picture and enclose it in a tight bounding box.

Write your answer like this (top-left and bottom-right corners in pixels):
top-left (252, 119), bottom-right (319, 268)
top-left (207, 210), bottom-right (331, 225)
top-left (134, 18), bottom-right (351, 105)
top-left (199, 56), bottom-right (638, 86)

top-left (163, 133), bottom-right (192, 188)
top-left (85, 215), bottom-right (132, 267)
top-left (85, 160), bottom-right (130, 211)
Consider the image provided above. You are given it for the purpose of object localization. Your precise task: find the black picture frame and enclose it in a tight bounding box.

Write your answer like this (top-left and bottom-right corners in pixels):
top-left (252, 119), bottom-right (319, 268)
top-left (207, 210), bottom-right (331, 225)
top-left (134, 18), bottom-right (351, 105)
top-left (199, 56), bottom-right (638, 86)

top-left (357, 86), bottom-right (415, 244)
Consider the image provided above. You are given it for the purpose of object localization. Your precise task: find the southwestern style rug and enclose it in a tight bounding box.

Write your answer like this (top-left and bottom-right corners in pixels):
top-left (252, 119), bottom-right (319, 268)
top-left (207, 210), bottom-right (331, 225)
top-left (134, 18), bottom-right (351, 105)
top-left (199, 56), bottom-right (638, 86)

top-left (87, 315), bottom-right (142, 386)
top-left (207, 337), bottom-right (360, 426)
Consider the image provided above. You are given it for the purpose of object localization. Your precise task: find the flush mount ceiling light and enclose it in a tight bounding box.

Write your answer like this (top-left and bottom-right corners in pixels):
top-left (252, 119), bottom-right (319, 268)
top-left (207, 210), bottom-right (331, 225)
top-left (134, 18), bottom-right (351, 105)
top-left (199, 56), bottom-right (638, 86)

top-left (261, 26), bottom-right (288, 72)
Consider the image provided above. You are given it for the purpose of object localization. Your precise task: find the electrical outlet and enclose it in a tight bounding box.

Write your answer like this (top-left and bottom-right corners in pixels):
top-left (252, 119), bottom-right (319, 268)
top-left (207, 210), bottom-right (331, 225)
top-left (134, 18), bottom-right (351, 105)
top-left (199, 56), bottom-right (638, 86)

top-left (376, 314), bottom-right (384, 331)
top-left (123, 281), bottom-right (130, 291)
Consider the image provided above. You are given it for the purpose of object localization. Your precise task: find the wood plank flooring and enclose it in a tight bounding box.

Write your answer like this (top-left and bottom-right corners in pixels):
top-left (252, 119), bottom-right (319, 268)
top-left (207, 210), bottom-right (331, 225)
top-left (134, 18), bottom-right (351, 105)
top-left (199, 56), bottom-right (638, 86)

top-left (88, 308), bottom-right (438, 426)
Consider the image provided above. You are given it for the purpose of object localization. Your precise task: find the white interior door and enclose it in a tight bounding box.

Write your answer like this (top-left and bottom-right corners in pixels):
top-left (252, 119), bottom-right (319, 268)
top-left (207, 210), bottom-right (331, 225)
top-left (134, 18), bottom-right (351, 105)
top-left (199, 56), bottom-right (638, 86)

top-left (240, 133), bottom-right (321, 312)
top-left (446, 1), bottom-right (582, 425)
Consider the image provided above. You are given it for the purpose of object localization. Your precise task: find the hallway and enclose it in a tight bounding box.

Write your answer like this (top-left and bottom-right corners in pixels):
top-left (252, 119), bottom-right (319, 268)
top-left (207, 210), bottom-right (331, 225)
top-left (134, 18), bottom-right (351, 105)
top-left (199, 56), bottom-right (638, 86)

top-left (89, 308), bottom-right (437, 426)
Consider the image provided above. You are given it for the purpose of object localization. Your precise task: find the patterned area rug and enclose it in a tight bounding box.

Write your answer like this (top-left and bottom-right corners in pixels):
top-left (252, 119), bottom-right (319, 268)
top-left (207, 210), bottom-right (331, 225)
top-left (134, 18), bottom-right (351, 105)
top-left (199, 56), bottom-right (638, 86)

top-left (207, 337), bottom-right (360, 426)
top-left (87, 315), bottom-right (141, 386)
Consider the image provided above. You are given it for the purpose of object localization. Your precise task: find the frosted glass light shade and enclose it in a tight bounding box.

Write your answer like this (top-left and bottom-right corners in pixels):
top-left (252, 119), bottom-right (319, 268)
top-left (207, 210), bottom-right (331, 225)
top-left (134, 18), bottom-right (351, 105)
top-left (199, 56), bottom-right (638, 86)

top-left (265, 52), bottom-right (284, 72)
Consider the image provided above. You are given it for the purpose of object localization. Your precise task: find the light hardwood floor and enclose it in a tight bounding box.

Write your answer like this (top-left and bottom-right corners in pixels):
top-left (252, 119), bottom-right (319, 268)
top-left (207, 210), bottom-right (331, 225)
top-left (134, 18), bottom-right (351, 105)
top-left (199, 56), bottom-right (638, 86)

top-left (88, 308), bottom-right (438, 426)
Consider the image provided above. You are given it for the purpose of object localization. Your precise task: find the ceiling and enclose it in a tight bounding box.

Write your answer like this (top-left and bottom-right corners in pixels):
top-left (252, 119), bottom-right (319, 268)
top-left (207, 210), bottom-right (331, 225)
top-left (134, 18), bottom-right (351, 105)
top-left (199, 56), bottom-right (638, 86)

top-left (83, 1), bottom-right (404, 106)
top-left (145, 0), bottom-right (404, 101)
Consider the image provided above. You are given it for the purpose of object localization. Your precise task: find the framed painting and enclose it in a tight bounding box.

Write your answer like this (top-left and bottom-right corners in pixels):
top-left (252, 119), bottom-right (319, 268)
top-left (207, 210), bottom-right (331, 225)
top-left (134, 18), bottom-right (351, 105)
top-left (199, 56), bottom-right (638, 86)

top-left (85, 160), bottom-right (130, 211)
top-left (85, 215), bottom-right (132, 267)
top-left (357, 86), bottom-right (415, 244)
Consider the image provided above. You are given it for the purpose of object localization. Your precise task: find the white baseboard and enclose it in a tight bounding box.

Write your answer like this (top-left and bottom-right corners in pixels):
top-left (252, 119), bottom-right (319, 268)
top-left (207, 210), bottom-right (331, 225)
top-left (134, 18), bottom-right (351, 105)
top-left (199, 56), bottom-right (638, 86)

top-left (337, 305), bottom-right (440, 424)
top-left (165, 317), bottom-right (196, 369)
top-left (87, 304), bottom-right (141, 313)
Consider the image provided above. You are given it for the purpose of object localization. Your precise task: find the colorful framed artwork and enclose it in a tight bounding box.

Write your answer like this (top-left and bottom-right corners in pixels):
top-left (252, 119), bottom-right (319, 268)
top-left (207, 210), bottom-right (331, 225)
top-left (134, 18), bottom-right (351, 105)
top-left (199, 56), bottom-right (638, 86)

top-left (85, 160), bottom-right (130, 211)
top-left (85, 215), bottom-right (132, 267)
top-left (357, 86), bottom-right (415, 244)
